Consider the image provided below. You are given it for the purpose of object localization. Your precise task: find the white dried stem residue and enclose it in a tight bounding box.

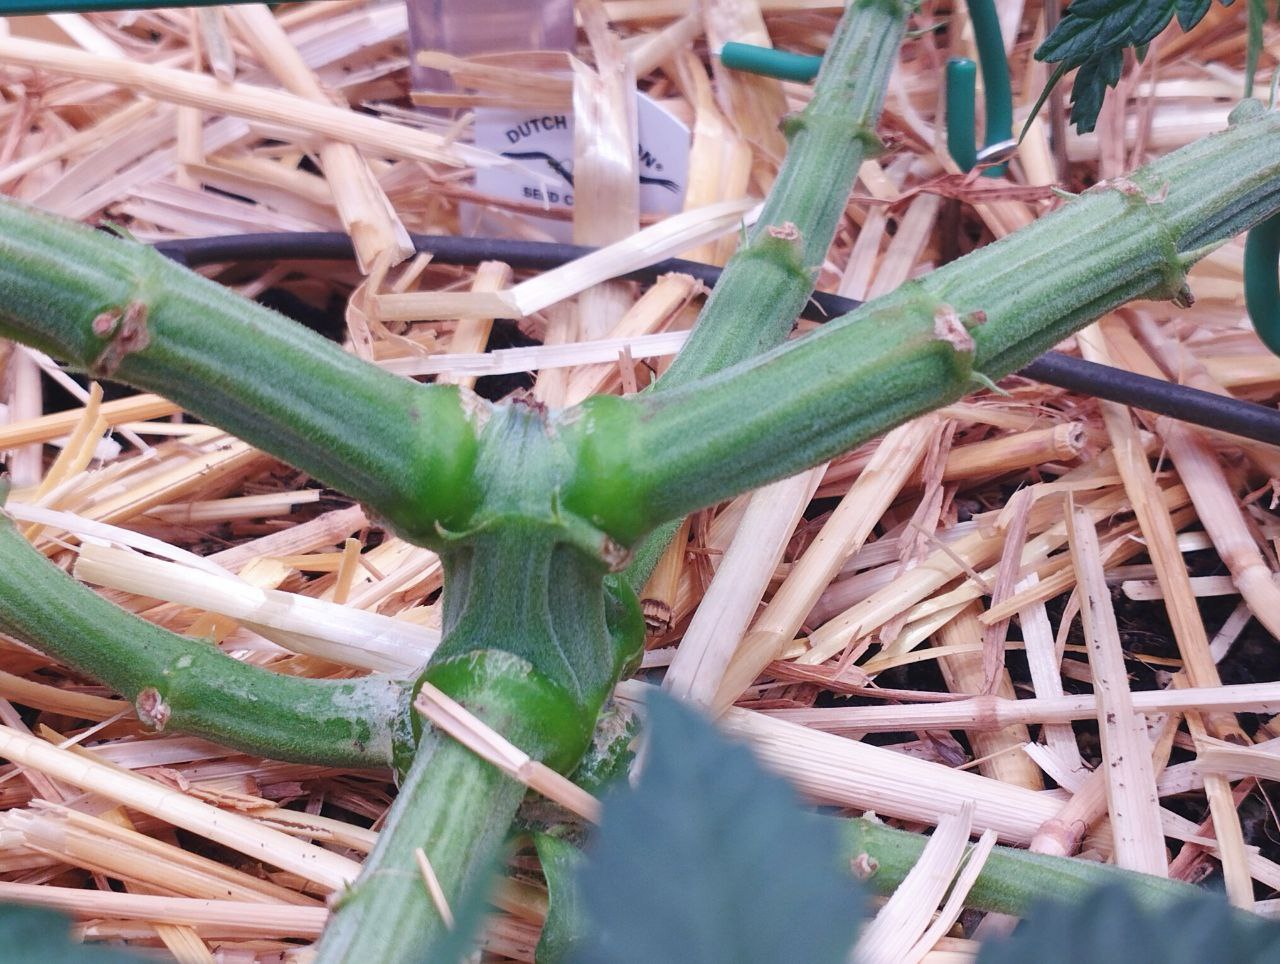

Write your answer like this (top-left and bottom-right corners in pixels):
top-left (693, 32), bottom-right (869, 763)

top-left (702, 0), bottom-right (788, 181)
top-left (373, 197), bottom-right (755, 321)
top-left (383, 328), bottom-right (691, 379)
top-left (7, 802), bottom-right (315, 905)
top-left (565, 273), bottom-right (699, 402)
top-left (615, 680), bottom-right (1058, 844)
top-left (664, 466), bottom-right (823, 709)
top-left (803, 459), bottom-right (1139, 666)
top-left (853, 802), bottom-right (975, 964)
top-left (0, 36), bottom-right (499, 169)
top-left (1066, 501), bottom-right (1168, 875)
top-left (1078, 322), bottom-right (1254, 906)
top-left (225, 4), bottom-right (412, 272)
top-left (572, 0), bottom-right (639, 342)
top-left (0, 881), bottom-right (329, 938)
top-left (0, 725), bottom-right (361, 890)
top-left (673, 50), bottom-right (753, 265)
top-left (759, 682), bottom-right (1280, 735)
top-left (74, 544), bottom-right (435, 672)
top-left (640, 516), bottom-right (691, 638)
top-left (902, 829), bottom-right (998, 964)
top-left (867, 194), bottom-right (942, 299)
top-left (717, 417), bottom-right (934, 711)
top-left (934, 603), bottom-right (1043, 789)
top-left (1015, 572), bottom-right (1086, 773)
top-left (435, 261), bottom-right (515, 392)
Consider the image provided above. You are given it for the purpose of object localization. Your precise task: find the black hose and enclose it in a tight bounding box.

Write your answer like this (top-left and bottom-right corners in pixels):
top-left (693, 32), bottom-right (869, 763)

top-left (151, 231), bottom-right (1280, 447)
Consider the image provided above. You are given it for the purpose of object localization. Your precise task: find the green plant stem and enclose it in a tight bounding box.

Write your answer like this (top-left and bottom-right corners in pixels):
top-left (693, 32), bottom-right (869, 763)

top-left (0, 199), bottom-right (482, 548)
top-left (659, 0), bottom-right (906, 386)
top-left (838, 817), bottom-right (1212, 915)
top-left (624, 0), bottom-right (910, 586)
top-left (313, 726), bottom-right (527, 962)
top-left (562, 101), bottom-right (1280, 537)
top-left (0, 514), bottom-right (404, 767)
top-left (315, 408), bottom-right (645, 961)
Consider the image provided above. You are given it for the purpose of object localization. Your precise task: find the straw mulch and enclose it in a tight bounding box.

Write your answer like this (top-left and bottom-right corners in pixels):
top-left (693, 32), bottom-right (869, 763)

top-left (1, 1), bottom-right (1279, 960)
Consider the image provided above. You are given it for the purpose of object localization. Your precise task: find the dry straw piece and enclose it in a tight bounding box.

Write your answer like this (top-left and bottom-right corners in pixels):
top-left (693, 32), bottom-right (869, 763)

top-left (1, 1), bottom-right (1280, 959)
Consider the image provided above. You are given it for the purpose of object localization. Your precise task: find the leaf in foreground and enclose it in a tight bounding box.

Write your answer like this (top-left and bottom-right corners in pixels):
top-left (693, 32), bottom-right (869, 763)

top-left (575, 691), bottom-right (863, 964)
top-left (976, 882), bottom-right (1280, 964)
top-left (0, 905), bottom-right (150, 962)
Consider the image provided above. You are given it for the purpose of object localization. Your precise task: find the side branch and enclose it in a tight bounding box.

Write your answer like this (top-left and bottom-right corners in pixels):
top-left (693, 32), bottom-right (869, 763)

top-left (657, 0), bottom-right (911, 385)
top-left (561, 105), bottom-right (1280, 535)
top-left (0, 199), bottom-right (483, 548)
top-left (0, 514), bottom-right (406, 767)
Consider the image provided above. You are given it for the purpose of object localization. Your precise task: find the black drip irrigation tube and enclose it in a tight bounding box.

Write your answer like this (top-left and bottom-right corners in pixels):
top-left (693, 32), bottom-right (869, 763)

top-left (153, 231), bottom-right (1280, 448)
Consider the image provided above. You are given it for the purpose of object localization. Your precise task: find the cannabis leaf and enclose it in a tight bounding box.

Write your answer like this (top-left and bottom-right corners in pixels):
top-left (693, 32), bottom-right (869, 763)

top-left (976, 883), bottom-right (1280, 963)
top-left (0, 905), bottom-right (150, 962)
top-left (1035, 1), bottom-right (1237, 133)
top-left (573, 692), bottom-right (864, 964)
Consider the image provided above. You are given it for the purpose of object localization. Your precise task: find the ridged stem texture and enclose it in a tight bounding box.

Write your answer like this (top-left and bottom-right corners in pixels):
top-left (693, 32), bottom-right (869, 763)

top-left (624, 0), bottom-right (910, 585)
top-left (0, 513), bottom-right (404, 767)
top-left (838, 816), bottom-right (1217, 915)
top-left (0, 200), bottom-right (482, 548)
top-left (313, 661), bottom-right (535, 963)
top-left (315, 403), bottom-right (645, 960)
top-left (560, 101), bottom-right (1280, 540)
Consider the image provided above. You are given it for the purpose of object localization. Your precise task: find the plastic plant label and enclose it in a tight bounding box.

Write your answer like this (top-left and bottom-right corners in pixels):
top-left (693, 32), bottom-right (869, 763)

top-left (471, 93), bottom-right (691, 241)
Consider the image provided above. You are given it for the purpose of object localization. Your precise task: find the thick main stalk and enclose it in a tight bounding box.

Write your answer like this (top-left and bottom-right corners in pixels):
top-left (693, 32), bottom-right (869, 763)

top-left (314, 725), bottom-right (527, 961)
top-left (316, 404), bottom-right (644, 960)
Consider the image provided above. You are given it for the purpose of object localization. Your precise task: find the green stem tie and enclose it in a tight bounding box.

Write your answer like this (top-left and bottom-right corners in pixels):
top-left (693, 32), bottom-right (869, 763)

top-left (946, 0), bottom-right (1015, 177)
top-left (719, 41), bottom-right (822, 84)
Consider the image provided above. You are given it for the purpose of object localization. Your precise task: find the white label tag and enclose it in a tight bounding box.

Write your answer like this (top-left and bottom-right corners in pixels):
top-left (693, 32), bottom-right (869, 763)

top-left (472, 92), bottom-right (691, 241)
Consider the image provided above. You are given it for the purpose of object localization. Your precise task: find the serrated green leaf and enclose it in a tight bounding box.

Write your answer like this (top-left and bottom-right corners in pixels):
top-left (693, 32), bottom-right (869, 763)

top-left (1033, 0), bottom-right (1236, 133)
top-left (975, 884), bottom-right (1280, 964)
top-left (1177, 0), bottom-right (1216, 30)
top-left (1068, 48), bottom-right (1125, 134)
top-left (0, 905), bottom-right (150, 962)
top-left (574, 692), bottom-right (863, 964)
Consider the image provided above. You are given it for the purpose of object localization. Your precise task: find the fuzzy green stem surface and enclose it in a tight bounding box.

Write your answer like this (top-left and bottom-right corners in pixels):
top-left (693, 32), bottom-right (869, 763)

top-left (838, 817), bottom-right (1211, 915)
top-left (313, 726), bottom-right (528, 962)
top-left (563, 102), bottom-right (1280, 538)
top-left (317, 403), bottom-right (645, 960)
top-left (624, 0), bottom-right (909, 586)
top-left (0, 515), bottom-right (404, 767)
top-left (657, 0), bottom-right (907, 386)
top-left (0, 199), bottom-right (481, 548)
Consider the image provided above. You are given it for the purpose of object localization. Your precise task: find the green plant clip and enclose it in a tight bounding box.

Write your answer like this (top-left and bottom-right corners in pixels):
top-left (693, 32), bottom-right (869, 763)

top-left (719, 41), bottom-right (822, 83)
top-left (945, 0), bottom-right (1015, 178)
